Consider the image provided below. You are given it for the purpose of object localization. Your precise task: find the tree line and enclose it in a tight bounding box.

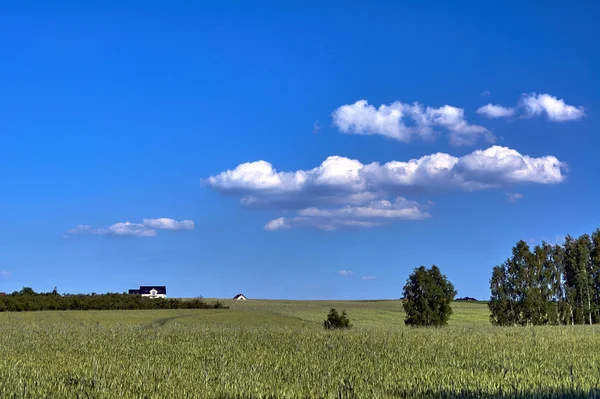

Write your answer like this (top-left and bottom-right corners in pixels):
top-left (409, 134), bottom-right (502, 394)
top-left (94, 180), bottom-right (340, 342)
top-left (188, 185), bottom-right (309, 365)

top-left (489, 229), bottom-right (600, 326)
top-left (0, 287), bottom-right (227, 312)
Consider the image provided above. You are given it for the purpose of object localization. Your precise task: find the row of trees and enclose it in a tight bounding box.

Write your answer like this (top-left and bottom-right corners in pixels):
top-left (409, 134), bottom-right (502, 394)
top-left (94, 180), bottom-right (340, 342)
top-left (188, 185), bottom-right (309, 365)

top-left (489, 229), bottom-right (600, 326)
top-left (0, 287), bottom-right (226, 312)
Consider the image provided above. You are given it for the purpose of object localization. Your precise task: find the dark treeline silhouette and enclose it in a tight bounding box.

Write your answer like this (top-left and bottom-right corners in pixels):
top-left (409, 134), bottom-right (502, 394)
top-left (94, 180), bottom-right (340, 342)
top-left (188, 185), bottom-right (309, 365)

top-left (0, 287), bottom-right (227, 312)
top-left (489, 229), bottom-right (600, 326)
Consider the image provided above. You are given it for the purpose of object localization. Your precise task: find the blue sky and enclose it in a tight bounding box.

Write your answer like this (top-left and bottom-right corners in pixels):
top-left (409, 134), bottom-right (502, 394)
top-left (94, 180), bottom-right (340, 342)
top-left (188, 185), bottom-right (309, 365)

top-left (1, 1), bottom-right (598, 299)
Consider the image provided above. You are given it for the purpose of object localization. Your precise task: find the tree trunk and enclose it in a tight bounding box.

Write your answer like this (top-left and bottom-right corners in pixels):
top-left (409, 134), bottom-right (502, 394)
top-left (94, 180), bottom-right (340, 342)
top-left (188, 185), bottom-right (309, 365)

top-left (570, 305), bottom-right (574, 325)
top-left (588, 291), bottom-right (593, 325)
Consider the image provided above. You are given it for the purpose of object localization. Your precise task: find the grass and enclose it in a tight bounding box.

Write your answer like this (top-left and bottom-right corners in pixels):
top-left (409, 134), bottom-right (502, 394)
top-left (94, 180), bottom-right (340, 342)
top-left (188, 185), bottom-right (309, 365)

top-left (1, 300), bottom-right (600, 398)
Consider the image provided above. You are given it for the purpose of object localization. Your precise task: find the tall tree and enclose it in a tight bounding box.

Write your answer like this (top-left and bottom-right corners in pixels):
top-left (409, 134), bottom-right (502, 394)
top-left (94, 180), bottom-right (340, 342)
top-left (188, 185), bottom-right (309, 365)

top-left (591, 229), bottom-right (600, 323)
top-left (563, 235), bottom-right (593, 324)
top-left (489, 263), bottom-right (513, 325)
top-left (546, 243), bottom-right (569, 324)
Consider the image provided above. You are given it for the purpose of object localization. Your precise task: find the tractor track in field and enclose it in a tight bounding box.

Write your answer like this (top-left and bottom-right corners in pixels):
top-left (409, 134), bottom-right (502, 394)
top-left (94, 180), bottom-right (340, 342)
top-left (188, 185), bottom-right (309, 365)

top-left (140, 313), bottom-right (198, 330)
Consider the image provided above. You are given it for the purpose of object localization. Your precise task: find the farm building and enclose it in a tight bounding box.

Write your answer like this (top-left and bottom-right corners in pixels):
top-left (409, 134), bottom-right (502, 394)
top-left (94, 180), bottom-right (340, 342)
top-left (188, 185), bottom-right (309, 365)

top-left (233, 294), bottom-right (247, 300)
top-left (129, 286), bottom-right (167, 298)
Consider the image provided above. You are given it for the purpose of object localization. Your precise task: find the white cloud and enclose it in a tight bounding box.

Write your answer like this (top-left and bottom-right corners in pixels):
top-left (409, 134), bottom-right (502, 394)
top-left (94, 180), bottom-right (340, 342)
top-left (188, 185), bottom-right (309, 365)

top-left (338, 270), bottom-right (354, 276)
top-left (68, 222), bottom-right (156, 237)
top-left (520, 93), bottom-right (585, 121)
top-left (479, 93), bottom-right (585, 122)
top-left (481, 90), bottom-right (491, 97)
top-left (66, 218), bottom-right (194, 238)
top-left (208, 146), bottom-right (565, 201)
top-left (331, 100), bottom-right (493, 146)
top-left (102, 222), bottom-right (157, 237)
top-left (207, 146), bottom-right (565, 230)
top-left (143, 218), bottom-right (195, 231)
top-left (264, 217), bottom-right (290, 231)
top-left (362, 276), bottom-right (376, 280)
top-left (477, 104), bottom-right (516, 118)
top-left (265, 198), bottom-right (430, 231)
top-left (505, 192), bottom-right (524, 202)
top-left (0, 270), bottom-right (11, 279)
top-left (313, 120), bottom-right (320, 134)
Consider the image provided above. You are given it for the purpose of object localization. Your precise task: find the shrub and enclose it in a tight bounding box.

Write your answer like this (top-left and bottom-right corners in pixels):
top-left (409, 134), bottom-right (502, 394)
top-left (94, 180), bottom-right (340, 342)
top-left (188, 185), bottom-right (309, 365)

top-left (324, 308), bottom-right (352, 329)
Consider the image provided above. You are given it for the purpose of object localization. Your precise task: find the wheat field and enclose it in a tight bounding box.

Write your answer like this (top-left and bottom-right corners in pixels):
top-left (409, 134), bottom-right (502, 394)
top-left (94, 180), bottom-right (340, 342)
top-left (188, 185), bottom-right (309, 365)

top-left (1, 300), bottom-right (600, 398)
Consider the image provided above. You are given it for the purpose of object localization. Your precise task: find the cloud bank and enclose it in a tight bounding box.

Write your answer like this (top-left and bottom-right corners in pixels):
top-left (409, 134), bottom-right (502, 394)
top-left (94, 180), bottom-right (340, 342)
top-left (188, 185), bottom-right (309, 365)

top-left (206, 146), bottom-right (565, 230)
top-left (332, 100), bottom-right (493, 146)
top-left (66, 218), bottom-right (195, 238)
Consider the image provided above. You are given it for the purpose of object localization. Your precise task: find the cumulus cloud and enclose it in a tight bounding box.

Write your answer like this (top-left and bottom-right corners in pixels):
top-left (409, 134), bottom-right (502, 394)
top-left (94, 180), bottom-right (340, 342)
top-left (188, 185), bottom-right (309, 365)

top-left (264, 217), bottom-right (290, 231)
top-left (332, 100), bottom-right (493, 146)
top-left (520, 93), bottom-right (585, 121)
top-left (505, 192), bottom-right (524, 203)
top-left (478, 93), bottom-right (584, 122)
top-left (66, 218), bottom-right (195, 238)
top-left (206, 146), bottom-right (565, 230)
top-left (0, 270), bottom-right (11, 279)
top-left (338, 270), bottom-right (354, 276)
top-left (477, 104), bottom-right (516, 118)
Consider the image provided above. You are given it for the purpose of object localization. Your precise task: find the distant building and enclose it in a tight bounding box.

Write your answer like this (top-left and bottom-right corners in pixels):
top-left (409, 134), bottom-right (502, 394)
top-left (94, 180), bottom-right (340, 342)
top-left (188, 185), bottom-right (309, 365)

top-left (456, 296), bottom-right (477, 302)
top-left (128, 286), bottom-right (167, 298)
top-left (233, 294), bottom-right (247, 300)
top-left (0, 292), bottom-right (5, 297)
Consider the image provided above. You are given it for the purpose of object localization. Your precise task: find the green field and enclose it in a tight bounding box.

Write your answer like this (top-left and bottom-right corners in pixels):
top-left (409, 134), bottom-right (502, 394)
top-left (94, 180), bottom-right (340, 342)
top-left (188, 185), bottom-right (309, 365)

top-left (1, 300), bottom-right (600, 398)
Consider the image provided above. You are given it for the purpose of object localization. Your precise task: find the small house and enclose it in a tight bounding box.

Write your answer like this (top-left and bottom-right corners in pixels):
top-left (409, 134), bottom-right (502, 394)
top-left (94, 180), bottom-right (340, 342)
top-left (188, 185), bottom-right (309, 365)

top-left (129, 286), bottom-right (167, 298)
top-left (233, 294), bottom-right (247, 300)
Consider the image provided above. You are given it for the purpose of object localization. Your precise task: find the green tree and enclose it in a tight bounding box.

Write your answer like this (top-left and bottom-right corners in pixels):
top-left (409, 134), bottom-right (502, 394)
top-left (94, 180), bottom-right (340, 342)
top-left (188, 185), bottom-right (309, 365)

top-left (489, 264), bottom-right (514, 325)
top-left (402, 265), bottom-right (457, 327)
top-left (489, 240), bottom-right (555, 326)
top-left (19, 287), bottom-right (36, 296)
top-left (489, 240), bottom-right (530, 325)
top-left (563, 235), bottom-right (594, 324)
top-left (591, 229), bottom-right (600, 323)
top-left (490, 233), bottom-right (600, 326)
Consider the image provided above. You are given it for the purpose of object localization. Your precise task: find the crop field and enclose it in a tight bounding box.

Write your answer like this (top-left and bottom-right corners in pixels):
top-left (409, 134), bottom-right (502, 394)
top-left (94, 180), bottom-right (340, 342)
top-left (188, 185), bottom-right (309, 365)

top-left (1, 300), bottom-right (600, 398)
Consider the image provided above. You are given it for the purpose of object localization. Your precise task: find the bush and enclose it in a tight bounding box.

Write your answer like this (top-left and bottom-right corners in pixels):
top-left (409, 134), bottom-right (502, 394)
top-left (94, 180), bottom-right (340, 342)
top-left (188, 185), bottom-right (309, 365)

top-left (402, 265), bottom-right (457, 327)
top-left (324, 308), bottom-right (352, 329)
top-left (0, 287), bottom-right (229, 312)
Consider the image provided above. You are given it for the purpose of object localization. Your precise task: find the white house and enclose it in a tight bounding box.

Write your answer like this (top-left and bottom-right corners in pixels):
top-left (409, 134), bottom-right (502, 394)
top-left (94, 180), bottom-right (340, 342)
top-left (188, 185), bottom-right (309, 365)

top-left (233, 294), bottom-right (247, 300)
top-left (129, 286), bottom-right (167, 298)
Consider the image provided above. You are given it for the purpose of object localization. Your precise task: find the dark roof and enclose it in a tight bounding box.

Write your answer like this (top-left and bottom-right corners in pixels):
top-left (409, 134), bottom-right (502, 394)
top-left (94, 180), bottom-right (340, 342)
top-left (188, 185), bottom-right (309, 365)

top-left (129, 286), bottom-right (167, 295)
top-left (456, 296), bottom-right (477, 301)
top-left (139, 286), bottom-right (167, 295)
top-left (233, 294), bottom-right (246, 299)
